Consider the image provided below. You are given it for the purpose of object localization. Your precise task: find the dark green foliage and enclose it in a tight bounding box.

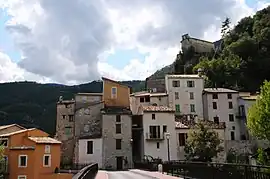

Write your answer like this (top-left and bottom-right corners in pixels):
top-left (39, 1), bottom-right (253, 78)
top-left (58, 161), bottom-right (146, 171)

top-left (0, 80), bottom-right (144, 135)
top-left (184, 122), bottom-right (223, 162)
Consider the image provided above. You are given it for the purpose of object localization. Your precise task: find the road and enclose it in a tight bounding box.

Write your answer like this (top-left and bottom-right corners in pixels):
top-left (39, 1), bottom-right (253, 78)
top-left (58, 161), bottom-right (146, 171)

top-left (95, 169), bottom-right (182, 179)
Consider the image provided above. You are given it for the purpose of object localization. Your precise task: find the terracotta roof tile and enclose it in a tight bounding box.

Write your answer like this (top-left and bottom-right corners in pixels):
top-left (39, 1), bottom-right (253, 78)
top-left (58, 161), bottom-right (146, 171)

top-left (0, 128), bottom-right (36, 137)
top-left (203, 88), bottom-right (238, 93)
top-left (175, 116), bottom-right (225, 129)
top-left (28, 137), bottom-right (61, 144)
top-left (142, 106), bottom-right (174, 112)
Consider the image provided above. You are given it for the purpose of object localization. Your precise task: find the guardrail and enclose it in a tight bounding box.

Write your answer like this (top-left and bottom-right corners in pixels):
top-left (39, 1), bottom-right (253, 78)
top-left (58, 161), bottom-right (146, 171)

top-left (72, 163), bottom-right (98, 179)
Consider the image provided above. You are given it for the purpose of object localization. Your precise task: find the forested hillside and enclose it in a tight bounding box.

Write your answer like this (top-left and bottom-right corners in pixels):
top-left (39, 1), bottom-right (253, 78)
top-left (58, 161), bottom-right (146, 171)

top-left (0, 80), bottom-right (144, 135)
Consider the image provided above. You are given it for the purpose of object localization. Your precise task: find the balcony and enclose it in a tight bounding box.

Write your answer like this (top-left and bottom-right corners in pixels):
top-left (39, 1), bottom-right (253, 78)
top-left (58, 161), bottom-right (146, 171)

top-left (145, 132), bottom-right (164, 141)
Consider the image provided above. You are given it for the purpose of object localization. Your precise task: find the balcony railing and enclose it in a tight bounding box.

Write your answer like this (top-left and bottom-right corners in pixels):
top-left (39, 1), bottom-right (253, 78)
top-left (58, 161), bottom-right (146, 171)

top-left (145, 132), bottom-right (164, 141)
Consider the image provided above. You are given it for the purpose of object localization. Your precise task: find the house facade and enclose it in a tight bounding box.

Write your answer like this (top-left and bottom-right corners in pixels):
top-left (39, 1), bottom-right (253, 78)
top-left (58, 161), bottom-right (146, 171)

top-left (142, 106), bottom-right (178, 162)
top-left (101, 77), bottom-right (133, 170)
top-left (202, 88), bottom-right (241, 141)
top-left (55, 99), bottom-right (75, 164)
top-left (165, 74), bottom-right (204, 118)
top-left (0, 126), bottom-right (71, 179)
top-left (175, 118), bottom-right (226, 162)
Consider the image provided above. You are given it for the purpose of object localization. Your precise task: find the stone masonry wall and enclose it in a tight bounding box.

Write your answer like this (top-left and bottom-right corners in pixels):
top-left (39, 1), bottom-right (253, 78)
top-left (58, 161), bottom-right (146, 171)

top-left (102, 114), bottom-right (133, 170)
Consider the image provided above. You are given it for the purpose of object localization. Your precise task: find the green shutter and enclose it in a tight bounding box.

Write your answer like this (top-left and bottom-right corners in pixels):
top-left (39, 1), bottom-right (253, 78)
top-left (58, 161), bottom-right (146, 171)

top-left (175, 104), bottom-right (180, 112)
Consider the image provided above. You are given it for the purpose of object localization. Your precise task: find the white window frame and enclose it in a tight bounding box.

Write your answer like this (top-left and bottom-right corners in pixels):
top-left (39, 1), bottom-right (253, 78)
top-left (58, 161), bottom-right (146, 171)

top-left (111, 87), bottom-right (117, 99)
top-left (18, 155), bottom-right (28, 168)
top-left (17, 175), bottom-right (27, 179)
top-left (43, 154), bottom-right (51, 167)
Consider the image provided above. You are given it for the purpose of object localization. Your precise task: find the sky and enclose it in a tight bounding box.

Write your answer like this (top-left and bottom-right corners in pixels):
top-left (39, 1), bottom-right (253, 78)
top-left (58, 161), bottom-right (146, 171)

top-left (0, 0), bottom-right (269, 85)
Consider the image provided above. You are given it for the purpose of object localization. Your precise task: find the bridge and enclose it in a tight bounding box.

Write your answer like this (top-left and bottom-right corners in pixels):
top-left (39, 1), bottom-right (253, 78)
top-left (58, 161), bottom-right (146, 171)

top-left (95, 170), bottom-right (180, 179)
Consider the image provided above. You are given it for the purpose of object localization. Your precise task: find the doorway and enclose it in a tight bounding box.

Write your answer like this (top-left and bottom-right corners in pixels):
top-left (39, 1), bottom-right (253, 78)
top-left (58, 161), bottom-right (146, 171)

top-left (116, 156), bottom-right (123, 170)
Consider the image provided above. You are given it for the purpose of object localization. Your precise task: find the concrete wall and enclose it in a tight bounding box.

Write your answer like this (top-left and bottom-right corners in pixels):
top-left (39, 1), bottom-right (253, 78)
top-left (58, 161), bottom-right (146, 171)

top-left (78, 138), bottom-right (103, 167)
top-left (143, 112), bottom-right (178, 161)
top-left (165, 75), bottom-right (204, 118)
top-left (203, 92), bottom-right (241, 140)
top-left (102, 114), bottom-right (132, 170)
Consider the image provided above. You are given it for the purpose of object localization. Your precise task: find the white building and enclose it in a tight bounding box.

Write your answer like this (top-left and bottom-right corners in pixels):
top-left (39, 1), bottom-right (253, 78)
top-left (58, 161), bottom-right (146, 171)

top-left (165, 74), bottom-right (204, 118)
top-left (78, 138), bottom-right (103, 167)
top-left (130, 92), bottom-right (168, 115)
top-left (202, 88), bottom-right (241, 141)
top-left (175, 118), bottom-right (226, 162)
top-left (141, 105), bottom-right (178, 161)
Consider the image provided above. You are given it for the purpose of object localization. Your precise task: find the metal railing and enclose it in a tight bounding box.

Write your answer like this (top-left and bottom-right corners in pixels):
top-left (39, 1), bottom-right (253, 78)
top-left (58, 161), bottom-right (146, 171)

top-left (133, 160), bottom-right (270, 179)
top-left (72, 163), bottom-right (98, 179)
top-left (162, 160), bottom-right (270, 179)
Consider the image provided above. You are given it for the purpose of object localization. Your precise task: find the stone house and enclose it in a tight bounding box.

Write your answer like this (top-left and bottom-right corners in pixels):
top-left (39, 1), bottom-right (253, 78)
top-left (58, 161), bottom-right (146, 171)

top-left (101, 77), bottom-right (133, 170)
top-left (55, 99), bottom-right (75, 164)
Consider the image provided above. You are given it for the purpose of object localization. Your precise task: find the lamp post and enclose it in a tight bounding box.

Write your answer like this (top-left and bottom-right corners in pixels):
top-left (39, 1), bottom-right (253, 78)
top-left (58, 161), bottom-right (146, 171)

top-left (165, 132), bottom-right (171, 162)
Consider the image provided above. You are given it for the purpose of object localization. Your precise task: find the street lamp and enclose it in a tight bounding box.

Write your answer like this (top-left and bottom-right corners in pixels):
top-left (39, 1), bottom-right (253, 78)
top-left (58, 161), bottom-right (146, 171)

top-left (165, 132), bottom-right (171, 162)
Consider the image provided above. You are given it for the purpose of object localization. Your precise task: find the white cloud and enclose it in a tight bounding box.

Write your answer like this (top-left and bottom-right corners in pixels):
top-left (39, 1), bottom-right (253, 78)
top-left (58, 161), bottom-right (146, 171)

top-left (0, 0), bottom-right (269, 83)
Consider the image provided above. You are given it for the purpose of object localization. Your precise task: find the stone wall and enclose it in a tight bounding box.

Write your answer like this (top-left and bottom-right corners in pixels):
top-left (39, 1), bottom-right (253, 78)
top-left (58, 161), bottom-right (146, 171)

top-left (146, 78), bottom-right (166, 93)
top-left (102, 114), bottom-right (133, 170)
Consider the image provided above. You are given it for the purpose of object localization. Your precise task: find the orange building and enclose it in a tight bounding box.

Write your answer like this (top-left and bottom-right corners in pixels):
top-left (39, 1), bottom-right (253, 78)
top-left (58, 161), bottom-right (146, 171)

top-left (102, 77), bottom-right (131, 108)
top-left (0, 125), bottom-right (72, 179)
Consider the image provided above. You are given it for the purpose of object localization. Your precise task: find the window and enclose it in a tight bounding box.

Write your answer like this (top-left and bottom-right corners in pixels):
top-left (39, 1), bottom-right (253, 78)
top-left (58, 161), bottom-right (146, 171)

top-left (149, 126), bottom-right (161, 139)
top-left (163, 125), bottom-right (167, 133)
top-left (213, 116), bottom-right (219, 123)
top-left (213, 102), bottom-right (217, 109)
top-left (175, 92), bottom-right (179, 100)
top-left (45, 145), bottom-right (50, 154)
top-left (190, 104), bottom-right (195, 112)
top-left (212, 93), bottom-right (218, 99)
top-left (0, 139), bottom-right (8, 147)
top-left (229, 102), bottom-right (233, 109)
top-left (239, 105), bottom-right (245, 116)
top-left (157, 142), bottom-right (160, 149)
top-left (189, 104), bottom-right (196, 113)
top-left (64, 127), bottom-right (72, 135)
top-left (43, 155), bottom-right (51, 167)
top-left (145, 96), bottom-right (150, 102)
top-left (116, 115), bottom-right (121, 122)
top-left (18, 155), bottom-right (27, 167)
top-left (116, 139), bottom-right (122, 150)
top-left (179, 133), bottom-right (187, 146)
top-left (111, 87), bottom-right (117, 99)
top-left (231, 131), bottom-right (235, 140)
top-left (229, 114), bottom-right (234, 122)
top-left (172, 80), bottom-right (180, 87)
top-left (140, 97), bottom-right (144, 103)
top-left (175, 104), bottom-right (180, 113)
top-left (187, 81), bottom-right (195, 87)
top-left (18, 175), bottom-right (27, 179)
top-left (116, 124), bottom-right (121, 134)
top-left (189, 92), bottom-right (194, 100)
top-left (87, 141), bottom-right (93, 154)
top-left (152, 114), bottom-right (155, 120)
top-left (227, 93), bottom-right (232, 99)
top-left (69, 115), bottom-right (74, 122)
top-left (62, 115), bottom-right (66, 119)
top-left (232, 126), bottom-right (235, 130)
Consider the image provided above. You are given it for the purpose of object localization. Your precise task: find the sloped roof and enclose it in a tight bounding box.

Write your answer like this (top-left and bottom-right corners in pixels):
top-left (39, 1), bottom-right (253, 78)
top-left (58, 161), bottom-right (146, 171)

top-left (203, 88), bottom-right (238, 93)
top-left (0, 128), bottom-right (36, 137)
top-left (0, 124), bottom-right (25, 131)
top-left (28, 137), bottom-right (61, 144)
top-left (175, 116), bottom-right (225, 129)
top-left (142, 106), bottom-right (174, 113)
top-left (166, 74), bottom-right (203, 79)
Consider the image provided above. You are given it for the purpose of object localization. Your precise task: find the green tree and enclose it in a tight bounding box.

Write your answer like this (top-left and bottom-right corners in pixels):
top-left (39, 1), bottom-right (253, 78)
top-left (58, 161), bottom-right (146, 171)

top-left (184, 122), bottom-right (223, 162)
top-left (221, 17), bottom-right (231, 37)
top-left (247, 81), bottom-right (270, 141)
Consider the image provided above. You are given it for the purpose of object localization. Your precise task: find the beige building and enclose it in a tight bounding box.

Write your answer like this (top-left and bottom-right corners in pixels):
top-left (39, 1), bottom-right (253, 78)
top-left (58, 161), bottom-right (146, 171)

top-left (175, 117), bottom-right (226, 162)
top-left (130, 91), bottom-right (168, 115)
top-left (181, 34), bottom-right (214, 54)
top-left (202, 88), bottom-right (241, 141)
top-left (165, 74), bottom-right (204, 118)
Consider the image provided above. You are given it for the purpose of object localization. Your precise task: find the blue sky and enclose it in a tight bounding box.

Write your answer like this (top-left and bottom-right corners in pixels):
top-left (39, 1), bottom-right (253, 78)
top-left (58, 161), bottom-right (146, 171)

top-left (0, 0), bottom-right (268, 72)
